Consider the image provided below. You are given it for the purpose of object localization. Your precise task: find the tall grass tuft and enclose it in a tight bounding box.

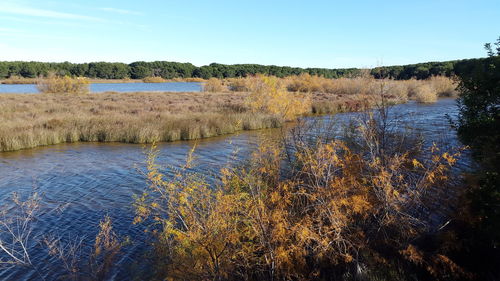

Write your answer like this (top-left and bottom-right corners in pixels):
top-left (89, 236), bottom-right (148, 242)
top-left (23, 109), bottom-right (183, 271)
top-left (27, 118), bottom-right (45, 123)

top-left (36, 73), bottom-right (90, 94)
top-left (203, 78), bottom-right (226, 92)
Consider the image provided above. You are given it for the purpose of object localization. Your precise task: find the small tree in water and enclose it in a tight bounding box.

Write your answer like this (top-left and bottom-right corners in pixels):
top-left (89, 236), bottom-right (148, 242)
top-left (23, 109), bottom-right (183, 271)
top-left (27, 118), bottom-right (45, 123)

top-left (37, 72), bottom-right (90, 94)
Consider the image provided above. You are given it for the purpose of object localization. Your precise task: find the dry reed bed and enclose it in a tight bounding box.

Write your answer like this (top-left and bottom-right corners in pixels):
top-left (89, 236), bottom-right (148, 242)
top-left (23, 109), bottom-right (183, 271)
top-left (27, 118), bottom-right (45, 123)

top-left (208, 74), bottom-right (457, 104)
top-left (0, 90), bottom-right (378, 152)
top-left (0, 92), bottom-right (282, 152)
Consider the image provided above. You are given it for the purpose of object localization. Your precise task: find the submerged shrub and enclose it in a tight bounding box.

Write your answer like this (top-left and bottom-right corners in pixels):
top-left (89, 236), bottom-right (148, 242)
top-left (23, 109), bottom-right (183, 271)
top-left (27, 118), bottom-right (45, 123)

top-left (37, 73), bottom-right (90, 94)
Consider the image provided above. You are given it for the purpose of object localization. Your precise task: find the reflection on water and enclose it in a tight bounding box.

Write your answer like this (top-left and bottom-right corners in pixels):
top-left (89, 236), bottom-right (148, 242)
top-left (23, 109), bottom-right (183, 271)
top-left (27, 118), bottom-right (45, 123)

top-left (0, 99), bottom-right (470, 280)
top-left (0, 82), bottom-right (202, 93)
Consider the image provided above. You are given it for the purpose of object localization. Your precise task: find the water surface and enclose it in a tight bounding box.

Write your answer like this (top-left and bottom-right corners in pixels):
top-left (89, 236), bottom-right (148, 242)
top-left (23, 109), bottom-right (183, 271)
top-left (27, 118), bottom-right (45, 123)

top-left (0, 82), bottom-right (202, 93)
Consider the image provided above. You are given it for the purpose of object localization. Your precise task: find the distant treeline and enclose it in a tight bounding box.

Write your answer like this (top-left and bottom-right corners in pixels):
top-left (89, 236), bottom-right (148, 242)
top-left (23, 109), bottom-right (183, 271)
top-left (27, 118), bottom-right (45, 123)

top-left (0, 61), bottom-right (359, 80)
top-left (0, 59), bottom-right (478, 80)
top-left (371, 60), bottom-right (456, 79)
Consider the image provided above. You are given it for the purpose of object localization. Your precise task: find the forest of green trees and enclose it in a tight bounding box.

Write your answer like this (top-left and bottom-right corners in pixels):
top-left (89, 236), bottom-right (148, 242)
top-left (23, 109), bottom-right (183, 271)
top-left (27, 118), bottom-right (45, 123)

top-left (0, 59), bottom-right (466, 80)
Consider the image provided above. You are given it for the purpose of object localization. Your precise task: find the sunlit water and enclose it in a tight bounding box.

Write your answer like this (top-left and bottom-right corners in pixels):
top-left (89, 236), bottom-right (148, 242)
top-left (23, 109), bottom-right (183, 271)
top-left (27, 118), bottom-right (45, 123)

top-left (0, 82), bottom-right (202, 93)
top-left (0, 98), bottom-right (471, 280)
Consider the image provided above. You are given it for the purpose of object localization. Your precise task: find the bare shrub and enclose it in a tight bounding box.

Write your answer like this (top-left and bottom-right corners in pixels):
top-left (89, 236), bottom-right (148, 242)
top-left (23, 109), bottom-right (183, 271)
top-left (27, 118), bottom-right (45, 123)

top-left (0, 192), bottom-right (40, 268)
top-left (36, 73), bottom-right (90, 94)
top-left (44, 235), bottom-right (85, 279)
top-left (44, 215), bottom-right (122, 280)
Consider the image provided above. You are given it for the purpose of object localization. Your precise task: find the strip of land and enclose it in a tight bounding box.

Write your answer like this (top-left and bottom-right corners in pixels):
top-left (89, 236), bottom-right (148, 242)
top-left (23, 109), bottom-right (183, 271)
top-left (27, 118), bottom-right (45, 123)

top-left (0, 75), bottom-right (457, 152)
top-left (0, 90), bottom-right (374, 152)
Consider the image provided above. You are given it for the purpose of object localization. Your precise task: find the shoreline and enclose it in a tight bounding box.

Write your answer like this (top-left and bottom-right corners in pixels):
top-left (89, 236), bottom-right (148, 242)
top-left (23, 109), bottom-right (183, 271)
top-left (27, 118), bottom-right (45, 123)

top-left (0, 78), bottom-right (207, 85)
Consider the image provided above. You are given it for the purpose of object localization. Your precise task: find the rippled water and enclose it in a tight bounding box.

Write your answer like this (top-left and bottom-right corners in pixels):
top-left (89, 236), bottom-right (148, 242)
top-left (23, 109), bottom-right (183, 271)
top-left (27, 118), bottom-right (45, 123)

top-left (0, 99), bottom-right (469, 280)
top-left (0, 82), bottom-right (202, 93)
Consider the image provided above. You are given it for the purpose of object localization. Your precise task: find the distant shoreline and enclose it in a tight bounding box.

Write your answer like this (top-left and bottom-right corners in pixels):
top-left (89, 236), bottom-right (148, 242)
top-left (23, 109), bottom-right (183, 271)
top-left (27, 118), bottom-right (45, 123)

top-left (0, 78), bottom-right (206, 85)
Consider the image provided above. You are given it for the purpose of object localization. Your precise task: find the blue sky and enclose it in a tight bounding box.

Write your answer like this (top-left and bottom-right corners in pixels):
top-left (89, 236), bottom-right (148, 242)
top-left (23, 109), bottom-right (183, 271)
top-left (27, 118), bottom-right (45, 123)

top-left (0, 0), bottom-right (499, 68)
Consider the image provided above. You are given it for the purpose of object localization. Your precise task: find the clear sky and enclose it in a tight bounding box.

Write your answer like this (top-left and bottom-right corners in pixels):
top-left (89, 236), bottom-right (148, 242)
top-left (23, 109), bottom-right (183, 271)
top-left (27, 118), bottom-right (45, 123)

top-left (0, 0), bottom-right (499, 68)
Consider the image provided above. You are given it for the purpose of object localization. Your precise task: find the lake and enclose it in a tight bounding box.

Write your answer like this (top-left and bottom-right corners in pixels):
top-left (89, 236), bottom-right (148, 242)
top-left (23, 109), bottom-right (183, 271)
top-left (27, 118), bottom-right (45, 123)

top-left (0, 99), bottom-right (470, 280)
top-left (0, 82), bottom-right (203, 93)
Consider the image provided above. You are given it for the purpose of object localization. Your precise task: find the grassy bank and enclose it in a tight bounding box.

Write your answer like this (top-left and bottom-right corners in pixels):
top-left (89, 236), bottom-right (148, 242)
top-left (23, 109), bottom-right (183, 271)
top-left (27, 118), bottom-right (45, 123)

top-left (0, 92), bottom-right (284, 152)
top-left (0, 90), bottom-right (373, 152)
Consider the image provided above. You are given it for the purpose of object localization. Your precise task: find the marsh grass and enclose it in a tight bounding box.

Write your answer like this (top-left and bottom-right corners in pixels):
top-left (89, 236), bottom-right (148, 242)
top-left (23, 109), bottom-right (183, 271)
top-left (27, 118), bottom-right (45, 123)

top-left (171, 77), bottom-right (206, 82)
top-left (142, 76), bottom-right (167, 83)
top-left (0, 91), bottom-right (283, 152)
top-left (0, 75), bottom-right (457, 152)
top-left (226, 74), bottom-right (456, 103)
top-left (0, 76), bottom-right (37, 84)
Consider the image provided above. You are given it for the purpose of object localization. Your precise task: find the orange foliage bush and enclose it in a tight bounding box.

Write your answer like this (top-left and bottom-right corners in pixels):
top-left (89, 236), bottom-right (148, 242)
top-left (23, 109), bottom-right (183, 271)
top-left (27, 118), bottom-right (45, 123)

top-left (135, 119), bottom-right (464, 280)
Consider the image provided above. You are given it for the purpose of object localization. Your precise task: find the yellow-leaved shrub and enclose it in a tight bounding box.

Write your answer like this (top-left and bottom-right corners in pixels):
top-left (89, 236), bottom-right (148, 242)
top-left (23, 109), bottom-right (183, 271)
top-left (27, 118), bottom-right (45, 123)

top-left (135, 130), bottom-right (464, 280)
top-left (37, 73), bottom-right (90, 94)
top-left (246, 75), bottom-right (311, 121)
